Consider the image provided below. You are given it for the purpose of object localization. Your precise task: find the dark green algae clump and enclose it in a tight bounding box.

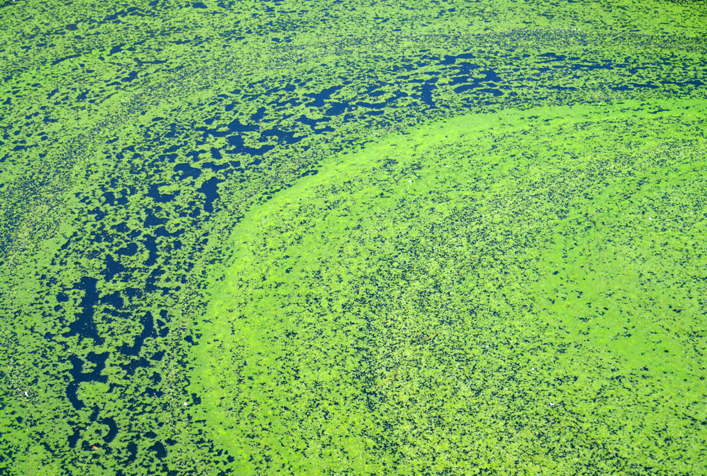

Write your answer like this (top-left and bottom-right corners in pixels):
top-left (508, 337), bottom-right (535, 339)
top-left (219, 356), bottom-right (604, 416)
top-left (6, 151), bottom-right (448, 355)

top-left (1, 0), bottom-right (706, 474)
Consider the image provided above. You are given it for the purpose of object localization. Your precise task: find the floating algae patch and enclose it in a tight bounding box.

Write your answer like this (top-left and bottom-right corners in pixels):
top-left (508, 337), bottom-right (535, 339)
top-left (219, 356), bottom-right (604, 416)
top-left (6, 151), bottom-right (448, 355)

top-left (191, 100), bottom-right (707, 474)
top-left (2, 0), bottom-right (707, 474)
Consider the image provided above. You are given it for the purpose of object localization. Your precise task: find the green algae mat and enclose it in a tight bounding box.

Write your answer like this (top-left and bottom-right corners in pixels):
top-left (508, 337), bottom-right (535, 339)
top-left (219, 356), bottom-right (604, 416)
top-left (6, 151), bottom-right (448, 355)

top-left (1, 0), bottom-right (707, 474)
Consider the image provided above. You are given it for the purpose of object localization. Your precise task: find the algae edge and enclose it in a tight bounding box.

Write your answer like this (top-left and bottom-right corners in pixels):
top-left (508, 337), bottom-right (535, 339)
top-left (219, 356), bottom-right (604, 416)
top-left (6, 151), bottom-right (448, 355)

top-left (191, 101), bottom-right (707, 475)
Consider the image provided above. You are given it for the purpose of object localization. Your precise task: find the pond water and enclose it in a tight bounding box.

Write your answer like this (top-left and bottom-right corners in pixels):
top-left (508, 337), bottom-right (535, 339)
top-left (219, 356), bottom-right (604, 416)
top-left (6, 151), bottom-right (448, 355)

top-left (1, 0), bottom-right (706, 474)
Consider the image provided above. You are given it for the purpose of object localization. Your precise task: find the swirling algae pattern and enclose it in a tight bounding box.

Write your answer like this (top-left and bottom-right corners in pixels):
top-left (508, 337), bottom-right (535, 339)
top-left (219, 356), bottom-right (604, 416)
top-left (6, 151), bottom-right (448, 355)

top-left (0, 0), bottom-right (706, 474)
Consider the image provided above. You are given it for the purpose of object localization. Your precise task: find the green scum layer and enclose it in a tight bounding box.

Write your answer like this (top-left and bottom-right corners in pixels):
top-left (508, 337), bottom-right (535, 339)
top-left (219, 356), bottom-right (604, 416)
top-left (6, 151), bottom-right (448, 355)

top-left (1, 0), bottom-right (706, 474)
top-left (193, 101), bottom-right (707, 474)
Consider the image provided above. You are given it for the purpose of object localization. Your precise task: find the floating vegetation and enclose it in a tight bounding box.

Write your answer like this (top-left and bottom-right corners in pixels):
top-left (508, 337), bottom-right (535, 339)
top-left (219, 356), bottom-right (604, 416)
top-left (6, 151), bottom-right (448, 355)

top-left (198, 103), bottom-right (707, 474)
top-left (1, 0), bottom-right (706, 474)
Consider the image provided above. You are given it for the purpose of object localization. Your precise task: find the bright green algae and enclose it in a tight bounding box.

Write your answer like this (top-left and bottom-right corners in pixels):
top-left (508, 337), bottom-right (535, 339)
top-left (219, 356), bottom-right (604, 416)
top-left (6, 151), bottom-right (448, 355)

top-left (192, 101), bottom-right (707, 474)
top-left (1, 0), bottom-right (707, 474)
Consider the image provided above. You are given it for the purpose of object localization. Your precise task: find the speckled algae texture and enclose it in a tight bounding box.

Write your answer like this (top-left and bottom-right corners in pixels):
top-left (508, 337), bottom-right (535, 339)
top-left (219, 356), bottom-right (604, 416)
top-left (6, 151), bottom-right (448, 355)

top-left (1, 0), bottom-right (706, 475)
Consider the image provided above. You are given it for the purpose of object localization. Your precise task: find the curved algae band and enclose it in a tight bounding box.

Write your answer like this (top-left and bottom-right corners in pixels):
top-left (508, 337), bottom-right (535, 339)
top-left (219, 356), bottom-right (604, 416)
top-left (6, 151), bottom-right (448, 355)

top-left (190, 99), bottom-right (707, 475)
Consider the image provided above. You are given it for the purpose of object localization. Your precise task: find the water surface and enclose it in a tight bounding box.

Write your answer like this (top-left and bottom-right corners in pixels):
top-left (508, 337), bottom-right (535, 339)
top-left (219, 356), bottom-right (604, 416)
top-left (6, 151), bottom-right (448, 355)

top-left (1, 0), bottom-right (706, 474)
